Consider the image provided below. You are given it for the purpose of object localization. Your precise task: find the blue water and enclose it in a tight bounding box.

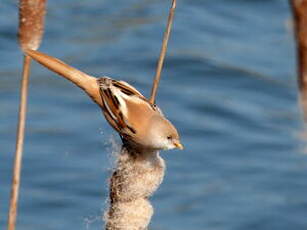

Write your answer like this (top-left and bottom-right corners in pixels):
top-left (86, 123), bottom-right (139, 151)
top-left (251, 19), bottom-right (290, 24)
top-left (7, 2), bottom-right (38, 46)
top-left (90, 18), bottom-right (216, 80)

top-left (1, 0), bottom-right (307, 229)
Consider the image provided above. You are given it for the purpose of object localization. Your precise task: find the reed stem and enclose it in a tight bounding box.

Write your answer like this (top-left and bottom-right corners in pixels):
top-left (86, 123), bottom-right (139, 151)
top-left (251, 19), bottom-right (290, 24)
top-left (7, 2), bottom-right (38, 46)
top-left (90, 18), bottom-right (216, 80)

top-left (150, 0), bottom-right (176, 104)
top-left (289, 0), bottom-right (307, 116)
top-left (7, 1), bottom-right (46, 229)
top-left (7, 55), bottom-right (32, 230)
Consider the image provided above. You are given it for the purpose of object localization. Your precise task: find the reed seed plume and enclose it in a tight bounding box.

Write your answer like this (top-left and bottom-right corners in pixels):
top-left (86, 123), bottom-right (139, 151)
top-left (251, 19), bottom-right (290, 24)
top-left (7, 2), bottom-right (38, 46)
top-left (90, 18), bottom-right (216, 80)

top-left (7, 1), bottom-right (47, 230)
top-left (289, 0), bottom-right (307, 117)
top-left (105, 146), bottom-right (165, 230)
top-left (19, 0), bottom-right (47, 51)
top-left (150, 0), bottom-right (176, 105)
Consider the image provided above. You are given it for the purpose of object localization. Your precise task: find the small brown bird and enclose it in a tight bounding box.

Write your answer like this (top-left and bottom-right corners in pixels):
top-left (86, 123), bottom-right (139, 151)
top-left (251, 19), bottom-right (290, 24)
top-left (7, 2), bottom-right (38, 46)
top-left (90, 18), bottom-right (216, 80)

top-left (98, 77), bottom-right (183, 150)
top-left (24, 49), bottom-right (183, 151)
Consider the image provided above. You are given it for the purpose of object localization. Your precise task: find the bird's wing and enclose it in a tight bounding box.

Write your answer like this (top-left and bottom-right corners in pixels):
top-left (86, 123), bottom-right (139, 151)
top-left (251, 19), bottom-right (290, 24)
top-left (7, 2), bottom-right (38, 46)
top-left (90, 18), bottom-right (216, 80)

top-left (111, 79), bottom-right (146, 100)
top-left (98, 77), bottom-right (141, 137)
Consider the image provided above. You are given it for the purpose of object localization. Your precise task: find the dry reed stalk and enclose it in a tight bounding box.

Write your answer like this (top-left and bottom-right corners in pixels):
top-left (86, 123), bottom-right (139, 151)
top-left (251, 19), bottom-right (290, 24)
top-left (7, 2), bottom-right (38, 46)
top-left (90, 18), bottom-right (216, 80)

top-left (150, 0), bottom-right (176, 105)
top-left (289, 0), bottom-right (307, 116)
top-left (7, 1), bottom-right (46, 230)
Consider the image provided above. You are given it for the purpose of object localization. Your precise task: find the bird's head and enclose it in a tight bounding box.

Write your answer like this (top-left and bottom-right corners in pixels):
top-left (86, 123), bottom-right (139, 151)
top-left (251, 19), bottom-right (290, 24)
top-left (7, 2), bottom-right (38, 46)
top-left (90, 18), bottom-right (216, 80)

top-left (147, 115), bottom-right (183, 151)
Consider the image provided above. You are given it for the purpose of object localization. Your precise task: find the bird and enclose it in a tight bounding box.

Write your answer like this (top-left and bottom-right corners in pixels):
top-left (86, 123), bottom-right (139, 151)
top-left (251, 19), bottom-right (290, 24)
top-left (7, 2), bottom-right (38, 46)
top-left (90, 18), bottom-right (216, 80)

top-left (98, 77), bottom-right (183, 151)
top-left (24, 49), bottom-right (183, 151)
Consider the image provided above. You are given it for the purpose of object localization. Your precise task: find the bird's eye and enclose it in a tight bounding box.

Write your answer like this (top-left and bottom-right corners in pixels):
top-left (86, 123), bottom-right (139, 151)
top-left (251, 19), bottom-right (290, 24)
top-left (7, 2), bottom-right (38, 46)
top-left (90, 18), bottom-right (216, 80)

top-left (167, 135), bottom-right (172, 140)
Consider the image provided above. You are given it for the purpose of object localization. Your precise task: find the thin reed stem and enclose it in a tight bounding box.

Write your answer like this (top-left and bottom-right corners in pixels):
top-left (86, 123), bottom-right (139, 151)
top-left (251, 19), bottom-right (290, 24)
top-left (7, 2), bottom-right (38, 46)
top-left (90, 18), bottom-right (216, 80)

top-left (7, 1), bottom-right (46, 229)
top-left (289, 0), bottom-right (307, 116)
top-left (289, 0), bottom-right (307, 90)
top-left (150, 0), bottom-right (176, 105)
top-left (7, 55), bottom-right (32, 230)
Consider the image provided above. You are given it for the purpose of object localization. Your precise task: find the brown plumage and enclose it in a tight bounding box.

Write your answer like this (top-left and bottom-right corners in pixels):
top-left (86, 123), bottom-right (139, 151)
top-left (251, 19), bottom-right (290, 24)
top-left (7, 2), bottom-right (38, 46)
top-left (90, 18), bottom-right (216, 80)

top-left (98, 77), bottom-right (183, 150)
top-left (24, 49), bottom-right (183, 151)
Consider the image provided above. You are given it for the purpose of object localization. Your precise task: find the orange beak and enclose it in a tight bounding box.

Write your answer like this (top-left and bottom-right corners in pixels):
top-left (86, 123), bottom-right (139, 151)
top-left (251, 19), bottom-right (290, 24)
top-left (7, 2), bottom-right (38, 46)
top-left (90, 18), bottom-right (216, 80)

top-left (174, 141), bottom-right (184, 150)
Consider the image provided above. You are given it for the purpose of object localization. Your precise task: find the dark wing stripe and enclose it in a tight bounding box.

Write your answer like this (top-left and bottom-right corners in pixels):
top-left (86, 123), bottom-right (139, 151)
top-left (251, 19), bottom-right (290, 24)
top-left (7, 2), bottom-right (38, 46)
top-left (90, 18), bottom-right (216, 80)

top-left (113, 84), bottom-right (134, 96)
top-left (116, 111), bottom-right (127, 130)
top-left (98, 78), bottom-right (123, 132)
top-left (97, 77), bottom-right (142, 137)
top-left (106, 88), bottom-right (120, 108)
top-left (103, 88), bottom-right (128, 131)
top-left (120, 89), bottom-right (134, 96)
top-left (119, 112), bottom-right (136, 134)
top-left (118, 111), bottom-right (124, 119)
top-left (127, 125), bottom-right (136, 134)
top-left (100, 89), bottom-right (118, 121)
top-left (113, 95), bottom-right (120, 106)
top-left (113, 82), bottom-right (140, 96)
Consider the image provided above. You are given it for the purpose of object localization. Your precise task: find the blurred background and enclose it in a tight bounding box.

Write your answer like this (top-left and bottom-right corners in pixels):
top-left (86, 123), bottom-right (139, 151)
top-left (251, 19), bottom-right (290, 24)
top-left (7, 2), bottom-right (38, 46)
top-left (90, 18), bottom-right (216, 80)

top-left (1, 0), bottom-right (307, 229)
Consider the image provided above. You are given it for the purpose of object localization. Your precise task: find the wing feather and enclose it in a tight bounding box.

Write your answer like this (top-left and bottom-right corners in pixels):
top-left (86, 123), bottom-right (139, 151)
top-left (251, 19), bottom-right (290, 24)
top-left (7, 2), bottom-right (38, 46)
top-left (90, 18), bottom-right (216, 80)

top-left (98, 77), bottom-right (139, 137)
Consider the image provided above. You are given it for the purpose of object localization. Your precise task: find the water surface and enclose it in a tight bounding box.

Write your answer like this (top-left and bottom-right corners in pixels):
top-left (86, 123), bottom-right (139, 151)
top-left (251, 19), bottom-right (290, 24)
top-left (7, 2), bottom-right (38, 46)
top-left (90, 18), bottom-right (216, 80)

top-left (1, 1), bottom-right (307, 229)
